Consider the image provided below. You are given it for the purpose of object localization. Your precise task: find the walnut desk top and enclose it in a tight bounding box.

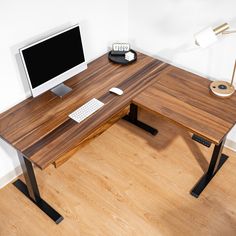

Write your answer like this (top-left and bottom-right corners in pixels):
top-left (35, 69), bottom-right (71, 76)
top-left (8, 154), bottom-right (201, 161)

top-left (0, 52), bottom-right (168, 169)
top-left (133, 65), bottom-right (236, 145)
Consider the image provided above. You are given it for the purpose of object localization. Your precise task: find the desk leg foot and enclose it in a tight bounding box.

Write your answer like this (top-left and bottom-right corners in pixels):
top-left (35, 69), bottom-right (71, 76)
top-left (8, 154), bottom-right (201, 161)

top-left (123, 104), bottom-right (158, 136)
top-left (190, 138), bottom-right (228, 198)
top-left (13, 179), bottom-right (64, 224)
top-left (14, 152), bottom-right (63, 224)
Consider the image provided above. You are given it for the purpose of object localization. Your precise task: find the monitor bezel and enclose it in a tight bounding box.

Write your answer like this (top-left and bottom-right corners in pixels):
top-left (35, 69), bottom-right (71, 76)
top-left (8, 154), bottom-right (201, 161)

top-left (19, 24), bottom-right (87, 97)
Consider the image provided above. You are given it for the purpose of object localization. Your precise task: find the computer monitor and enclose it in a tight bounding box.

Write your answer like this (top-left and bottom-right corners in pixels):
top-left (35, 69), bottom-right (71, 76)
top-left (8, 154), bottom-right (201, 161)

top-left (19, 24), bottom-right (87, 97)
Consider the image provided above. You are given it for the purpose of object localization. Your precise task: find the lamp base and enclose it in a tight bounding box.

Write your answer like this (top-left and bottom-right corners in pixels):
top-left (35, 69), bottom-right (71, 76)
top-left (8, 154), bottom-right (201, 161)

top-left (209, 81), bottom-right (235, 98)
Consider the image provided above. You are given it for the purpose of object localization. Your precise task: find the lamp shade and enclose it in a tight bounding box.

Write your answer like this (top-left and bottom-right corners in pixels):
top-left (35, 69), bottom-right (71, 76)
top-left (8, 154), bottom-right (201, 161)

top-left (194, 27), bottom-right (218, 48)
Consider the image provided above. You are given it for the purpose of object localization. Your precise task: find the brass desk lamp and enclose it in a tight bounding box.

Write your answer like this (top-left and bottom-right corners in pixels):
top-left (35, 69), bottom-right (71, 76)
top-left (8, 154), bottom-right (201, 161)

top-left (194, 23), bottom-right (235, 47)
top-left (210, 60), bottom-right (235, 97)
top-left (194, 23), bottom-right (235, 97)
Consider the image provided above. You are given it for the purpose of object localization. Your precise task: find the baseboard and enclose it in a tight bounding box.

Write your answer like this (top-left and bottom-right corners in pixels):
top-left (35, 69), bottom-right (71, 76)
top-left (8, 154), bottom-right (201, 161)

top-left (0, 165), bottom-right (22, 189)
top-left (225, 139), bottom-right (236, 152)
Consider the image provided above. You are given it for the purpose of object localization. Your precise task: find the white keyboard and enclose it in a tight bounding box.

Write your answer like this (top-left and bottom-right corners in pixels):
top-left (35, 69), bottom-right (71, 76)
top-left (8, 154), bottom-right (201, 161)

top-left (69, 98), bottom-right (104, 123)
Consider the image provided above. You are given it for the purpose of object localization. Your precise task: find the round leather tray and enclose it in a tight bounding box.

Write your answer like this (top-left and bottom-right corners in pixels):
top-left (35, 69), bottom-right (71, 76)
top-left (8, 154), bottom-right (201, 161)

top-left (108, 49), bottom-right (137, 65)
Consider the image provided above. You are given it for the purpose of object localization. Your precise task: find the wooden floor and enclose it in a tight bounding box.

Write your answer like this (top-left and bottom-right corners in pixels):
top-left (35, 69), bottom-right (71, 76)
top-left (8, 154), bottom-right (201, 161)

top-left (0, 109), bottom-right (236, 236)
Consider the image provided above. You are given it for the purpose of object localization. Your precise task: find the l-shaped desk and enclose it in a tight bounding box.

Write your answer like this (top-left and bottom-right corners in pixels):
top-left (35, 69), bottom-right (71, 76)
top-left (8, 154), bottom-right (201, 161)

top-left (0, 52), bottom-right (236, 224)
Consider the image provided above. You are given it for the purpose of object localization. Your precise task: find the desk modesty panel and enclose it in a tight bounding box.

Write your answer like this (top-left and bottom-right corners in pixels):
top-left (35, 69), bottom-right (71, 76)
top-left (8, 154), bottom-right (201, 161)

top-left (0, 53), bottom-right (169, 169)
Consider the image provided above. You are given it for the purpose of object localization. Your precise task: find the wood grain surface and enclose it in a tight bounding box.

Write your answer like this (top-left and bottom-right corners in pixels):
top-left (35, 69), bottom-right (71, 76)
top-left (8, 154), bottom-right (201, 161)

top-left (0, 52), bottom-right (169, 169)
top-left (133, 66), bottom-right (236, 144)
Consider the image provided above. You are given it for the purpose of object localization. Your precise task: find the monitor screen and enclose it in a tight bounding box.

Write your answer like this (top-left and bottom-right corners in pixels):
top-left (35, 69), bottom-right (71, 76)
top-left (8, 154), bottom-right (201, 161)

top-left (20, 25), bottom-right (87, 97)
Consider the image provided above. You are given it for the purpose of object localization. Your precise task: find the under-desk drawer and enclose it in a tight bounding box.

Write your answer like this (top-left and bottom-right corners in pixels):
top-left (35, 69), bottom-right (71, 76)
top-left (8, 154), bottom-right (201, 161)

top-left (53, 106), bottom-right (129, 168)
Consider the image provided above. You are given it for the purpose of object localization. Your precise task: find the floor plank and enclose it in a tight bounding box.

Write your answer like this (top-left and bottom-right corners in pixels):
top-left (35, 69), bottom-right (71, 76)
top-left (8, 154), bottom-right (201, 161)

top-left (0, 109), bottom-right (236, 236)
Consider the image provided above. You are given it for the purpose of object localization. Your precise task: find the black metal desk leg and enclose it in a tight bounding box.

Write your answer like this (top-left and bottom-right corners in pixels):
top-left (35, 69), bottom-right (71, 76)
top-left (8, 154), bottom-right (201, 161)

top-left (122, 103), bottom-right (158, 135)
top-left (13, 152), bottom-right (63, 224)
top-left (191, 138), bottom-right (228, 198)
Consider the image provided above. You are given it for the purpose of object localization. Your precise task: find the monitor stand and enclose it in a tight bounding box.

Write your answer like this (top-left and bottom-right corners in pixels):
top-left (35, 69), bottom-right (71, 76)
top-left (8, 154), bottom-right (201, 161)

top-left (51, 83), bottom-right (72, 98)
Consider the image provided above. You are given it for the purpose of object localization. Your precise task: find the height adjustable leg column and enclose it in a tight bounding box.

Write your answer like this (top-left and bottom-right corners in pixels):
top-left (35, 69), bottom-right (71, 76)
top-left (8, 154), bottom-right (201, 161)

top-left (123, 103), bottom-right (158, 135)
top-left (13, 152), bottom-right (63, 224)
top-left (191, 138), bottom-right (228, 198)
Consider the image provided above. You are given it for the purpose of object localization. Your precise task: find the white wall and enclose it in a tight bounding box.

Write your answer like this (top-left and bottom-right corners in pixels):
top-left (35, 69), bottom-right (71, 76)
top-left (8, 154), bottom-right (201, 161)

top-left (0, 0), bottom-right (128, 188)
top-left (128, 0), bottom-right (236, 148)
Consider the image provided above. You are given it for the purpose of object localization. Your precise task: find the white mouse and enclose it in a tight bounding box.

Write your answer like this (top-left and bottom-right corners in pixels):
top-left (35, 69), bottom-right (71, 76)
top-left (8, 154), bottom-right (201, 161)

top-left (109, 87), bottom-right (123, 96)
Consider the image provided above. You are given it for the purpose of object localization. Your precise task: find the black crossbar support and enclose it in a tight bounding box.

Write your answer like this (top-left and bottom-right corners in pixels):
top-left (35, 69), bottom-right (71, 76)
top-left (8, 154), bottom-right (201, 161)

top-left (13, 152), bottom-right (63, 224)
top-left (122, 103), bottom-right (158, 136)
top-left (192, 134), bottom-right (211, 148)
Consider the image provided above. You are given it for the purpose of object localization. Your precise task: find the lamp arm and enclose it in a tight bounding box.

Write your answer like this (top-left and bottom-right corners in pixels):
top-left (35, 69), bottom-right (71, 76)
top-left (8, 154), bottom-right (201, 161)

top-left (222, 30), bottom-right (236, 35)
top-left (230, 60), bottom-right (236, 87)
